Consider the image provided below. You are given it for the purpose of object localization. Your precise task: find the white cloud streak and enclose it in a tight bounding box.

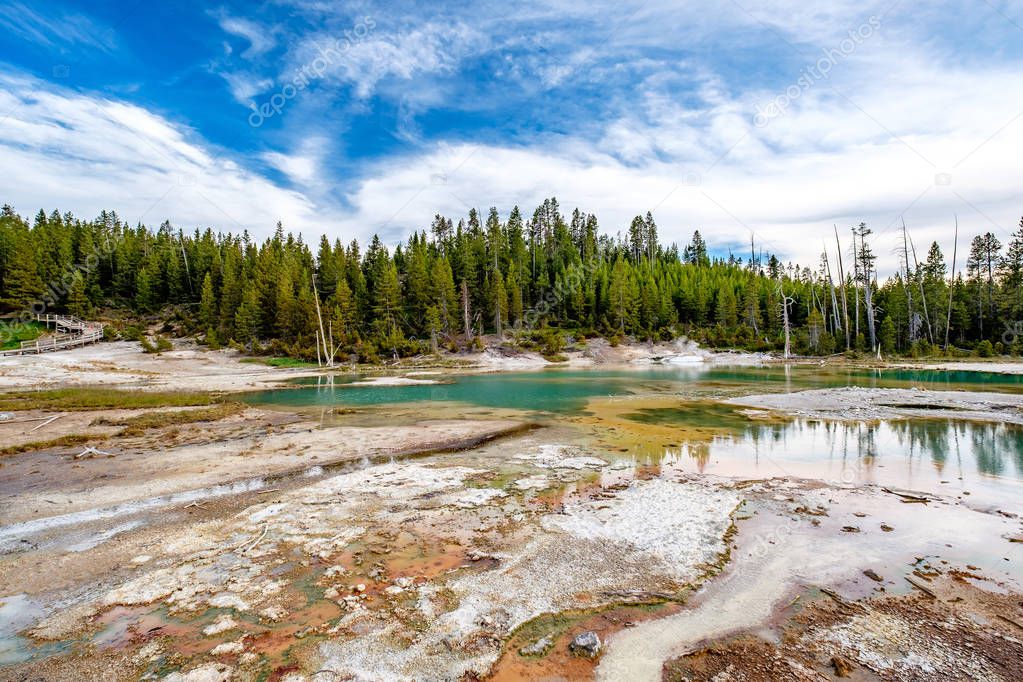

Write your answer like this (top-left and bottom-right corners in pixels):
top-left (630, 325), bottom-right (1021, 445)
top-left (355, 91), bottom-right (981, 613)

top-left (0, 73), bottom-right (329, 238)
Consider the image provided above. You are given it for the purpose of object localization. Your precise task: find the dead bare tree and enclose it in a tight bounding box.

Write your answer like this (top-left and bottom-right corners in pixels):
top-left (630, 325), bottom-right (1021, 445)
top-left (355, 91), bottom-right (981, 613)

top-left (778, 282), bottom-right (795, 359)
top-left (834, 226), bottom-right (851, 349)
top-left (823, 246), bottom-right (842, 338)
top-left (899, 219), bottom-right (918, 344)
top-left (461, 280), bottom-right (472, 342)
top-left (945, 215), bottom-right (959, 350)
top-left (312, 274), bottom-right (328, 367)
top-left (855, 224), bottom-right (877, 352)
top-left (851, 227), bottom-right (860, 339)
top-left (907, 230), bottom-right (934, 343)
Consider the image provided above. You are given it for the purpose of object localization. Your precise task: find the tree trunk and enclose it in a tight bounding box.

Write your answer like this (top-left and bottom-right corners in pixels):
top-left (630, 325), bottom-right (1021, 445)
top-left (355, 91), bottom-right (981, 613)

top-left (908, 233), bottom-right (933, 343)
top-left (312, 275), bottom-right (327, 367)
top-left (834, 227), bottom-right (851, 349)
top-left (945, 216), bottom-right (958, 350)
top-left (461, 280), bottom-right (472, 341)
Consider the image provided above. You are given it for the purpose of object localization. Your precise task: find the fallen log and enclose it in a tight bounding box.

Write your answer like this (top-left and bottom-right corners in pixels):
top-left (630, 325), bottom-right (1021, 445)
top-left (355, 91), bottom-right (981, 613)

top-left (29, 414), bottom-right (62, 432)
top-left (882, 487), bottom-right (931, 503)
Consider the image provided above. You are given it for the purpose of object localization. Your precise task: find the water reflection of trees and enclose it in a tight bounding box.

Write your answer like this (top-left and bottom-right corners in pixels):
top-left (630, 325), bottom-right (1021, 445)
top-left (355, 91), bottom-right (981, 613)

top-left (883, 420), bottom-right (1022, 477)
top-left (675, 418), bottom-right (1022, 480)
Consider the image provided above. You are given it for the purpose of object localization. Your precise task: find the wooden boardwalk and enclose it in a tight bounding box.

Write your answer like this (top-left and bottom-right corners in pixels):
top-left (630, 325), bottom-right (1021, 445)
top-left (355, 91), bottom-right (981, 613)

top-left (0, 314), bottom-right (104, 356)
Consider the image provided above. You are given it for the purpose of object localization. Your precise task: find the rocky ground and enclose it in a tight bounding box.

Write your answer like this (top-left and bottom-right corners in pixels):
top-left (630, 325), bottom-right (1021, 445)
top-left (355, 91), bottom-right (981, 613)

top-left (0, 337), bottom-right (767, 393)
top-left (727, 386), bottom-right (1023, 425)
top-left (1, 341), bottom-right (1022, 681)
top-left (0, 438), bottom-right (741, 681)
top-left (662, 572), bottom-right (1023, 681)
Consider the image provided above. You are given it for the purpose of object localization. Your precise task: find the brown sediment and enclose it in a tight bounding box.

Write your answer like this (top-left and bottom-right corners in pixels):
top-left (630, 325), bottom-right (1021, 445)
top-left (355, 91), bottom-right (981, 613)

top-left (489, 602), bottom-right (685, 681)
top-left (663, 569), bottom-right (1023, 682)
top-left (663, 635), bottom-right (820, 682)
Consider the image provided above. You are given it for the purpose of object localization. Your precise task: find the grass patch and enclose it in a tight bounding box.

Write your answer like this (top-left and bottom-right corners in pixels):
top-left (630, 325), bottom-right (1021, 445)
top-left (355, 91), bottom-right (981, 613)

top-left (0, 388), bottom-right (221, 412)
top-left (92, 402), bottom-right (247, 435)
top-left (0, 320), bottom-right (46, 351)
top-left (241, 356), bottom-right (319, 368)
top-left (0, 434), bottom-right (104, 457)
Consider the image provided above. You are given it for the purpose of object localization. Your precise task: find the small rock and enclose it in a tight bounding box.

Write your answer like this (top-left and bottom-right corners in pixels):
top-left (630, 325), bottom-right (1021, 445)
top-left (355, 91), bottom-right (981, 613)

top-left (863, 569), bottom-right (883, 582)
top-left (133, 641), bottom-right (163, 663)
top-left (258, 605), bottom-right (287, 623)
top-left (519, 635), bottom-right (554, 657)
top-left (831, 655), bottom-right (854, 677)
top-left (569, 631), bottom-right (601, 658)
top-left (203, 615), bottom-right (238, 637)
top-left (841, 526), bottom-right (860, 533)
top-left (131, 555), bottom-right (152, 565)
top-left (324, 587), bottom-right (340, 600)
top-left (880, 523), bottom-right (894, 532)
top-left (210, 640), bottom-right (245, 656)
top-left (354, 583), bottom-right (366, 593)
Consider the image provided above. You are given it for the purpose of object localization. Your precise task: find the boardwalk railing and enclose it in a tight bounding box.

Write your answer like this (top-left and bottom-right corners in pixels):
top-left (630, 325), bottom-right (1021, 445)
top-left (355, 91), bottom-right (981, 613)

top-left (0, 314), bottom-right (104, 356)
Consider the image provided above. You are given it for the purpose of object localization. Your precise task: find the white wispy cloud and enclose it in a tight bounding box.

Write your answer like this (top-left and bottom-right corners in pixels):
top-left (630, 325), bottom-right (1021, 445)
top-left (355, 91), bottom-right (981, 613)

top-left (330, 34), bottom-right (1023, 273)
top-left (217, 13), bottom-right (276, 59)
top-left (290, 21), bottom-right (486, 98)
top-left (3, 0), bottom-right (1022, 277)
top-left (0, 1), bottom-right (116, 51)
top-left (219, 70), bottom-right (274, 105)
top-left (0, 73), bottom-right (330, 237)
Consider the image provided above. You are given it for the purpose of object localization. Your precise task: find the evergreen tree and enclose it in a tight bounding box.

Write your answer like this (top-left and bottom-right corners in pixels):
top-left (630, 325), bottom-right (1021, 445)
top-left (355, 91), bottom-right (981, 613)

top-left (998, 221), bottom-right (1023, 323)
top-left (0, 230), bottom-right (44, 310)
top-left (199, 272), bottom-right (217, 330)
top-left (234, 288), bottom-right (261, 349)
top-left (65, 271), bottom-right (90, 318)
top-left (608, 258), bottom-right (638, 333)
top-left (716, 285), bottom-right (738, 328)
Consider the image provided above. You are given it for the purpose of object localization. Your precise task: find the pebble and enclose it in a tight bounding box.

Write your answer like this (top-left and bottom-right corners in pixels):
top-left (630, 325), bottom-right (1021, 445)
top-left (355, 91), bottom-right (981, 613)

top-left (519, 635), bottom-right (554, 656)
top-left (210, 640), bottom-right (245, 656)
top-left (569, 631), bottom-right (601, 658)
top-left (203, 615), bottom-right (239, 637)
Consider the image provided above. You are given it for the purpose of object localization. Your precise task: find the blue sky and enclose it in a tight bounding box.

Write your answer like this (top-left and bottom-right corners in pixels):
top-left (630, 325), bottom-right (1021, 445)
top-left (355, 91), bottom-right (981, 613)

top-left (2, 0), bottom-right (1023, 269)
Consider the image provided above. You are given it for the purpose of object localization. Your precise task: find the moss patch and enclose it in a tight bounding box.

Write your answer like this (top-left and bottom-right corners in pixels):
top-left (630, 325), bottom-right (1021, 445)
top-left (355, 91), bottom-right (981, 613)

top-left (0, 433), bottom-right (105, 457)
top-left (0, 388), bottom-right (221, 412)
top-left (92, 402), bottom-right (247, 435)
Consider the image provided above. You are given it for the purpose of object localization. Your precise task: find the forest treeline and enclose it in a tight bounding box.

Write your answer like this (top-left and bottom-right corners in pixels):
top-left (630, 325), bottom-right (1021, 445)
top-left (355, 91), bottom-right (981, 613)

top-left (1, 200), bottom-right (1022, 361)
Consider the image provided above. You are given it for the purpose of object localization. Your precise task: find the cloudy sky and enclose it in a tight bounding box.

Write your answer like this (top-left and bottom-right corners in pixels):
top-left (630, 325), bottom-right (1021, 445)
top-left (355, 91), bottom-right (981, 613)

top-left (1, 0), bottom-right (1022, 271)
